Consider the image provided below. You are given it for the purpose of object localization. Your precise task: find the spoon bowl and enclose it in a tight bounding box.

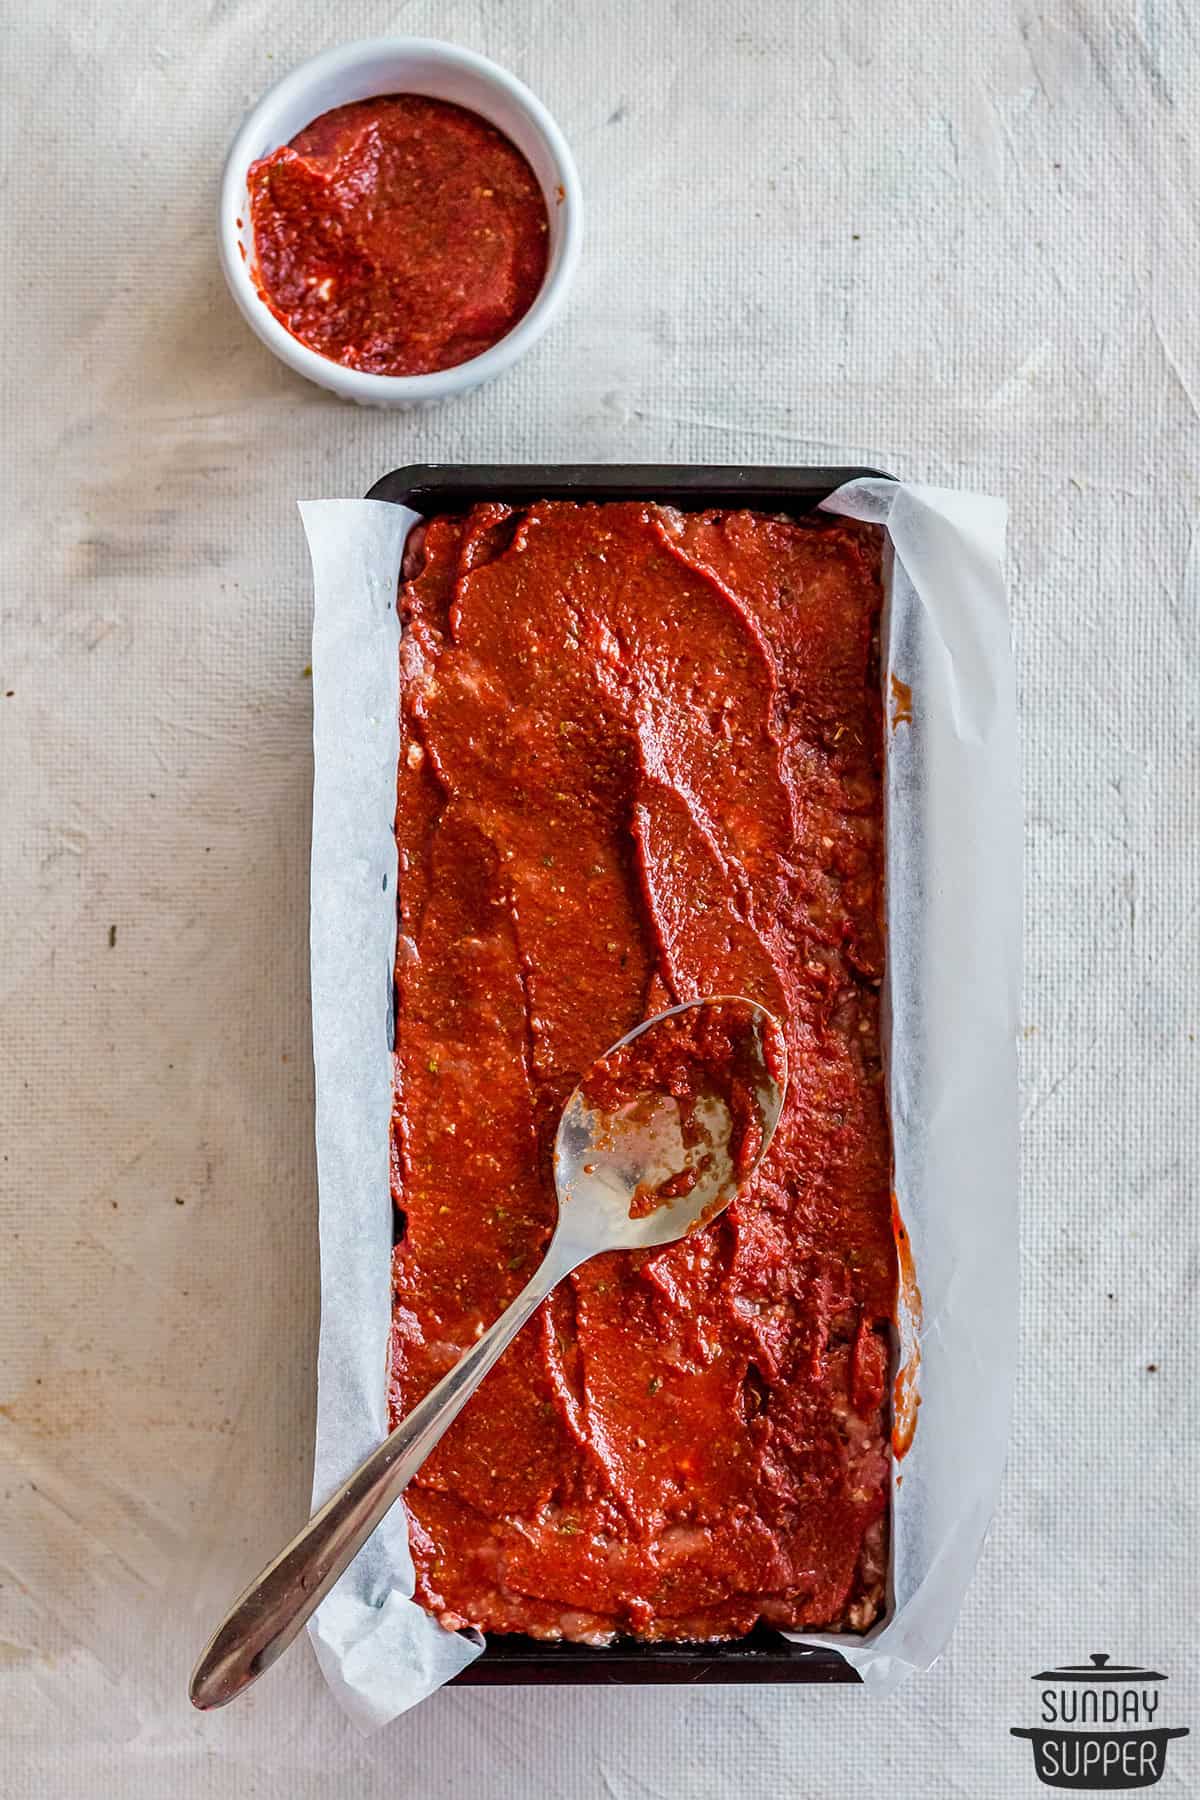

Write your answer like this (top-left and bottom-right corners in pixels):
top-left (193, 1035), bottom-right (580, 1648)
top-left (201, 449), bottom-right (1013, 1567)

top-left (554, 995), bottom-right (787, 1256)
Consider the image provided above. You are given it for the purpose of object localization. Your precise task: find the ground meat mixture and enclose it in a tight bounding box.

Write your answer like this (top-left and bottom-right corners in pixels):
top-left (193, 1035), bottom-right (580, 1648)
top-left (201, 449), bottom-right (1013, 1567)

top-left (388, 500), bottom-right (894, 1643)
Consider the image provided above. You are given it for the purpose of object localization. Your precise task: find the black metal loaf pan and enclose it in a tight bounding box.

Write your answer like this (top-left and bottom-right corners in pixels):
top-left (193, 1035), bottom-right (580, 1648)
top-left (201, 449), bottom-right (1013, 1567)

top-left (367, 463), bottom-right (888, 1686)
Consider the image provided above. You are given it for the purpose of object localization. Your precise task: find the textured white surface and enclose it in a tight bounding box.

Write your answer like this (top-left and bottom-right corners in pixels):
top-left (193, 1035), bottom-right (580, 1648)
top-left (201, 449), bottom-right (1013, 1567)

top-left (2, 1), bottom-right (1198, 1795)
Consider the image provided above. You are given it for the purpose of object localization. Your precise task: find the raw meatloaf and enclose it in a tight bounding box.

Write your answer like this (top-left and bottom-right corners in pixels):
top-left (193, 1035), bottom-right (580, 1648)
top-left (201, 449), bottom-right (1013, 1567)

top-left (388, 500), bottom-right (894, 1643)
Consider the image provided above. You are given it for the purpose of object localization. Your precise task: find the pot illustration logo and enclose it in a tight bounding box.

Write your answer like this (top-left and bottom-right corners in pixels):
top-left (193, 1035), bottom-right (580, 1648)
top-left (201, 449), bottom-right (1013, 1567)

top-left (1011, 1653), bottom-right (1188, 1789)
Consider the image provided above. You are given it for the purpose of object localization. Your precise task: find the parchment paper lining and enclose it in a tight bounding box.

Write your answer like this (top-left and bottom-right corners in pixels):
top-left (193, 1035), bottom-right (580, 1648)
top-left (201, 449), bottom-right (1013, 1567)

top-left (298, 480), bottom-right (1017, 1727)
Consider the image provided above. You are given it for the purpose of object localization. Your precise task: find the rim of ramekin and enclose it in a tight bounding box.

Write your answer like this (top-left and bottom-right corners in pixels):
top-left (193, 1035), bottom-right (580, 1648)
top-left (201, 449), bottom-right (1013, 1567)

top-left (217, 38), bottom-right (583, 404)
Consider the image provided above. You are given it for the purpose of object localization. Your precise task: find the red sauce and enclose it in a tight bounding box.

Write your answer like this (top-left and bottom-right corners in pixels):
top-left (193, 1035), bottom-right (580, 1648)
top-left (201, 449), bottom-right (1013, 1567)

top-left (889, 674), bottom-right (913, 728)
top-left (891, 1195), bottom-right (923, 1458)
top-left (389, 502), bottom-right (895, 1643)
top-left (247, 97), bottom-right (549, 376)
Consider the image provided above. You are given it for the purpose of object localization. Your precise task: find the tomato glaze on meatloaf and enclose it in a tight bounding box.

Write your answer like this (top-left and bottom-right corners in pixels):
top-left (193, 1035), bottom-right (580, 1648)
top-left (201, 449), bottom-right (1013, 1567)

top-left (388, 500), bottom-right (894, 1643)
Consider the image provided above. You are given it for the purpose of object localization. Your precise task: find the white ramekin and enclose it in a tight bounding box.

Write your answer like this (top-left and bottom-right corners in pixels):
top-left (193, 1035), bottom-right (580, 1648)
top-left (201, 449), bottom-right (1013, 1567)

top-left (218, 39), bottom-right (582, 408)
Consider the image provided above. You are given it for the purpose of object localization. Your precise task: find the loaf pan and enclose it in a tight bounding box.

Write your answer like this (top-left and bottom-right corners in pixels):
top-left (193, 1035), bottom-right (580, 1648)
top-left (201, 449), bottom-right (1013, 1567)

top-left (367, 462), bottom-right (890, 1686)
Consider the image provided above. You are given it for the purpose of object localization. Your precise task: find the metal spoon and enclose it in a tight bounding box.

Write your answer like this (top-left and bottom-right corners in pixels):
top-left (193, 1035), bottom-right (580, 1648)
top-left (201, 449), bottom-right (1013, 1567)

top-left (189, 994), bottom-right (786, 1710)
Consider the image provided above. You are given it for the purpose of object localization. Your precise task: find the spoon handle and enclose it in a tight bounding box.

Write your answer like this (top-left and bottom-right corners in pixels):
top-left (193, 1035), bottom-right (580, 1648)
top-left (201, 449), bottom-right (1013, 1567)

top-left (189, 1235), bottom-right (576, 1710)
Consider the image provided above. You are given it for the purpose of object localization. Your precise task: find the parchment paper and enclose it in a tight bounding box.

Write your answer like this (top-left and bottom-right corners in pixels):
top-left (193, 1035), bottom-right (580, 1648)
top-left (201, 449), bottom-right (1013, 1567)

top-left (301, 500), bottom-right (482, 1728)
top-left (298, 479), bottom-right (1018, 1728)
